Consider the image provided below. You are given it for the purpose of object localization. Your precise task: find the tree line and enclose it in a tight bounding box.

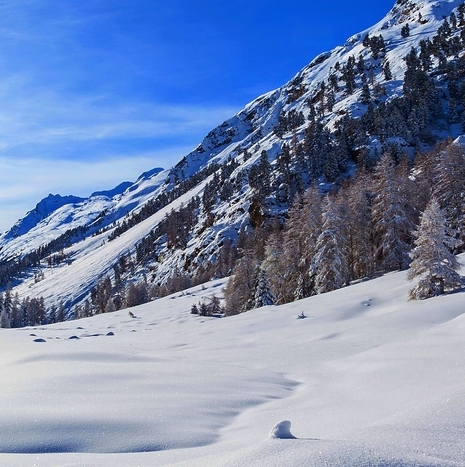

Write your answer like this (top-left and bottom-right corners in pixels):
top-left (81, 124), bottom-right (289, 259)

top-left (223, 140), bottom-right (465, 313)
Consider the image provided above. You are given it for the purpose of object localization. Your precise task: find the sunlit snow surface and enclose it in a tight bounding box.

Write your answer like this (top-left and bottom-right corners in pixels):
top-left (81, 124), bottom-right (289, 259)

top-left (1, 259), bottom-right (465, 467)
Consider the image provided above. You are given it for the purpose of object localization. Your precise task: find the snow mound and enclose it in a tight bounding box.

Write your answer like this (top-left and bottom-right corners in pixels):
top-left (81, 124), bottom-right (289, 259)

top-left (268, 420), bottom-right (296, 439)
top-left (217, 439), bottom-right (453, 467)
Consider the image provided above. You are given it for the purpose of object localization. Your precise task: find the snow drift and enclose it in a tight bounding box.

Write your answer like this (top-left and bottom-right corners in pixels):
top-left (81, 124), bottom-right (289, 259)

top-left (0, 257), bottom-right (464, 466)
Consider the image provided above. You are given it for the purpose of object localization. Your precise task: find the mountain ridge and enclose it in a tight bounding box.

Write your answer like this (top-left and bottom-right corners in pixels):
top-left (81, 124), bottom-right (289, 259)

top-left (1, 0), bottom-right (465, 319)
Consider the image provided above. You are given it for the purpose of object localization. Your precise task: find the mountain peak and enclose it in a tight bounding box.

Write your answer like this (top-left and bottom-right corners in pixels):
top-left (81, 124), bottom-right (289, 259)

top-left (1, 0), bottom-right (465, 318)
top-left (386, 0), bottom-right (462, 27)
top-left (3, 194), bottom-right (85, 240)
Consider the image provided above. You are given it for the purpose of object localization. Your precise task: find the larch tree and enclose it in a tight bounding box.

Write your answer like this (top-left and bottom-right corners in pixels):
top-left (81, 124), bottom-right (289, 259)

top-left (408, 198), bottom-right (462, 299)
top-left (223, 254), bottom-right (256, 316)
top-left (264, 187), bottom-right (322, 303)
top-left (262, 228), bottom-right (286, 303)
top-left (311, 195), bottom-right (349, 294)
top-left (372, 153), bottom-right (414, 271)
top-left (433, 143), bottom-right (465, 251)
top-left (0, 291), bottom-right (10, 328)
top-left (340, 174), bottom-right (375, 281)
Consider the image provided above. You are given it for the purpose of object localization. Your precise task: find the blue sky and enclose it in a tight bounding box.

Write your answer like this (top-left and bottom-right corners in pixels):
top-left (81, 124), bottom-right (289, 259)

top-left (0, 0), bottom-right (394, 231)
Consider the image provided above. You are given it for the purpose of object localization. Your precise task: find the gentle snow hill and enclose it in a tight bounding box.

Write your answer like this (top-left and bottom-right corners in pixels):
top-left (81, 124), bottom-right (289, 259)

top-left (0, 257), bottom-right (464, 466)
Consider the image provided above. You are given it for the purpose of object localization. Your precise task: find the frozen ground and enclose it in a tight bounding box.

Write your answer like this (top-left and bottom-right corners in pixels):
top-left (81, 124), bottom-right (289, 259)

top-left (1, 258), bottom-right (465, 466)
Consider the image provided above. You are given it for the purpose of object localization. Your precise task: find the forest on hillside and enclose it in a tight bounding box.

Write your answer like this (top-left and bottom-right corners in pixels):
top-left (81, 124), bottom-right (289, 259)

top-left (2, 5), bottom-right (465, 325)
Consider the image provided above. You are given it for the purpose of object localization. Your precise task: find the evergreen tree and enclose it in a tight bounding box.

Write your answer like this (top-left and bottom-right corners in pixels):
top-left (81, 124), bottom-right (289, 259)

top-left (324, 147), bottom-right (340, 182)
top-left (3, 289), bottom-right (12, 317)
top-left (328, 73), bottom-right (339, 92)
top-left (57, 302), bottom-right (65, 322)
top-left (253, 267), bottom-right (275, 308)
top-left (383, 60), bottom-right (393, 81)
top-left (408, 198), bottom-right (462, 299)
top-left (401, 23), bottom-right (410, 38)
top-left (361, 80), bottom-right (371, 105)
top-left (448, 97), bottom-right (461, 123)
top-left (342, 57), bottom-right (357, 95)
top-left (357, 54), bottom-right (365, 74)
top-left (362, 33), bottom-right (370, 48)
top-left (458, 3), bottom-right (465, 26)
top-left (248, 150), bottom-right (272, 200)
top-left (450, 12), bottom-right (457, 30)
top-left (326, 87), bottom-right (336, 112)
top-left (369, 35), bottom-right (386, 59)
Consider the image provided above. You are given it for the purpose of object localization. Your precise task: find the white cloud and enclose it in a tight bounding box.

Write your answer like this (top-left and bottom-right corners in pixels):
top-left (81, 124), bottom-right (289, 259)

top-left (0, 82), bottom-right (237, 148)
top-left (0, 82), bottom-right (237, 232)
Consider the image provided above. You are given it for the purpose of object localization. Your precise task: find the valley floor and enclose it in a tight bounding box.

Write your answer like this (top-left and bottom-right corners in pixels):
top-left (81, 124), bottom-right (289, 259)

top-left (1, 259), bottom-right (465, 466)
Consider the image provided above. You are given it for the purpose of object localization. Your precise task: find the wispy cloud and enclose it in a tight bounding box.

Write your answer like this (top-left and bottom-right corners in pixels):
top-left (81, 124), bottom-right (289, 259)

top-left (0, 81), bottom-right (236, 148)
top-left (0, 0), bottom-right (244, 231)
top-left (0, 79), bottom-right (236, 231)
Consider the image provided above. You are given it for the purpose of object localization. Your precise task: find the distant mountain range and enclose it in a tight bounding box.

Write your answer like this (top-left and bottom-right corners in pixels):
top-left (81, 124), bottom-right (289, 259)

top-left (1, 0), bottom-right (464, 320)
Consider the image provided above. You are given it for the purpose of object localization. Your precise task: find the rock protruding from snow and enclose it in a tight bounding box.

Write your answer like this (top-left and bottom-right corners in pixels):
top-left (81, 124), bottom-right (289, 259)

top-left (269, 420), bottom-right (297, 439)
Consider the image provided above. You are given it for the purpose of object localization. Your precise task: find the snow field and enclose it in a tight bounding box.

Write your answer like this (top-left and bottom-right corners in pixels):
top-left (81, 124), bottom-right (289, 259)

top-left (0, 259), bottom-right (464, 466)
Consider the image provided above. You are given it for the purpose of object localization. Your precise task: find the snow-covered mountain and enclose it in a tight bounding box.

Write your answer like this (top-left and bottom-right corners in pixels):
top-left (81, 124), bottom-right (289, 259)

top-left (1, 0), bottom-right (465, 315)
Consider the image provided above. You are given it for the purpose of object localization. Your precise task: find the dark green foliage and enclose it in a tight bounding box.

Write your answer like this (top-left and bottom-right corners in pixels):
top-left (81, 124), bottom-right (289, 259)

top-left (401, 23), bottom-right (410, 38)
top-left (361, 81), bottom-right (371, 105)
top-left (248, 150), bottom-right (272, 200)
top-left (383, 60), bottom-right (393, 81)
top-left (368, 35), bottom-right (386, 60)
top-left (274, 109), bottom-right (305, 137)
top-left (342, 56), bottom-right (357, 95)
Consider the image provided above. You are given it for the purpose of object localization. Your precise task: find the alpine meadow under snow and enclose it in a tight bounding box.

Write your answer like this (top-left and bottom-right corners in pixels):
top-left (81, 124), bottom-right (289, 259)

top-left (1, 0), bottom-right (465, 465)
top-left (0, 262), bottom-right (465, 466)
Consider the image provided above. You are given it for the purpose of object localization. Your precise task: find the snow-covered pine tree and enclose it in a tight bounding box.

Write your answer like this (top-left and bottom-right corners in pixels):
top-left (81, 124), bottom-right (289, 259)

top-left (311, 195), bottom-right (349, 294)
top-left (253, 266), bottom-right (275, 308)
top-left (408, 198), bottom-right (462, 299)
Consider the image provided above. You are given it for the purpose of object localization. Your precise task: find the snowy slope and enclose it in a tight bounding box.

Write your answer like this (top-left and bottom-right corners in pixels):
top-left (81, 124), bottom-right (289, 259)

top-left (10, 171), bottom-right (206, 310)
top-left (0, 168), bottom-right (166, 259)
top-left (0, 258), bottom-right (464, 466)
top-left (1, 0), bottom-right (465, 312)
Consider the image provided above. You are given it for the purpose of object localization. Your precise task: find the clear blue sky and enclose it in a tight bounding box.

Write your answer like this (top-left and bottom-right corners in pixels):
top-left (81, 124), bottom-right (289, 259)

top-left (0, 0), bottom-right (395, 231)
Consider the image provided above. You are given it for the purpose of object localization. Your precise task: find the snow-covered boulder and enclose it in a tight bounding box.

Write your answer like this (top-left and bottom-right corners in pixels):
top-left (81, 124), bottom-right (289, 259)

top-left (269, 420), bottom-right (297, 439)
